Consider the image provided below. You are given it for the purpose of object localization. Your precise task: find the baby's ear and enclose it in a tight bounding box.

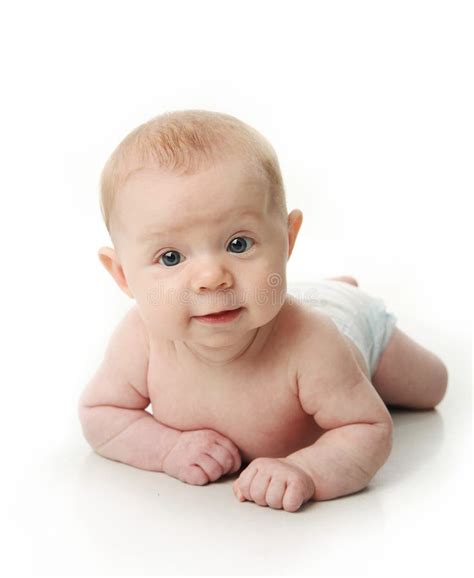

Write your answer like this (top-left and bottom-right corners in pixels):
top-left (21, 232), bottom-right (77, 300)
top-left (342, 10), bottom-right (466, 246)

top-left (98, 246), bottom-right (134, 299)
top-left (287, 209), bottom-right (303, 260)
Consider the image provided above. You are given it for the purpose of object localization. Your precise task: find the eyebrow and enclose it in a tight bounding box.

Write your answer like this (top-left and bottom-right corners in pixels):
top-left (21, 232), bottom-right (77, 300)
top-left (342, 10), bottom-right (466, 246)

top-left (137, 209), bottom-right (262, 243)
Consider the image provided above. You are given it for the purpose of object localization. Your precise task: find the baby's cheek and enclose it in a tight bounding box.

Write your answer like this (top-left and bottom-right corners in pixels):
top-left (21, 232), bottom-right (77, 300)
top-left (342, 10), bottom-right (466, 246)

top-left (132, 286), bottom-right (179, 334)
top-left (138, 277), bottom-right (181, 309)
top-left (253, 269), bottom-right (286, 308)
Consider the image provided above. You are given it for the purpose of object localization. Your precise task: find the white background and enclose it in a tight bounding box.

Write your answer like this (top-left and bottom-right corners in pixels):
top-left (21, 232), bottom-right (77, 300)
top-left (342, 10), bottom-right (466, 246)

top-left (1, 0), bottom-right (472, 576)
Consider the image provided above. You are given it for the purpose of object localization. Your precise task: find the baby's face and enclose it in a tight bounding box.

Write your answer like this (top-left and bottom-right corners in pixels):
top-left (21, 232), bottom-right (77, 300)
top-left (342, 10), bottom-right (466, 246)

top-left (107, 157), bottom-right (296, 348)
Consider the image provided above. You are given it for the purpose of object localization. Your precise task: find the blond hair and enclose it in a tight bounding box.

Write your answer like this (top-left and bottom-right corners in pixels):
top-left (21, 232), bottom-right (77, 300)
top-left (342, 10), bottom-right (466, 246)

top-left (99, 109), bottom-right (288, 234)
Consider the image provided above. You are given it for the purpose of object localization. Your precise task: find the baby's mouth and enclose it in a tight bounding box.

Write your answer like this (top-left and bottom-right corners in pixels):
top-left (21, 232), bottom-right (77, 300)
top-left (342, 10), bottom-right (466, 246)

top-left (193, 307), bottom-right (243, 324)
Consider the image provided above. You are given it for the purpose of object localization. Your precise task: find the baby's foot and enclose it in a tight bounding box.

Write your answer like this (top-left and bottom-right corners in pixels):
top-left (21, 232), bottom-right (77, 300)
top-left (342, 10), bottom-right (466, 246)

top-left (326, 276), bottom-right (359, 287)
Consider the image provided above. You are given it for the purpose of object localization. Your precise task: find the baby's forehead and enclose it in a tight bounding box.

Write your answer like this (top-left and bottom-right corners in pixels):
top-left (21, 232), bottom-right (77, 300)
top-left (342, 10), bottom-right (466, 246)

top-left (128, 157), bottom-right (267, 193)
top-left (137, 202), bottom-right (267, 241)
top-left (123, 160), bottom-right (268, 208)
top-left (112, 162), bottom-right (272, 241)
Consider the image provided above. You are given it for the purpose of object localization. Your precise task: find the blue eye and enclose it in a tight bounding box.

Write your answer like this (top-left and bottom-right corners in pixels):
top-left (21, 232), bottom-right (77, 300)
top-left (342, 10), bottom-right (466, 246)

top-left (227, 236), bottom-right (254, 254)
top-left (157, 250), bottom-right (183, 267)
top-left (156, 237), bottom-right (254, 266)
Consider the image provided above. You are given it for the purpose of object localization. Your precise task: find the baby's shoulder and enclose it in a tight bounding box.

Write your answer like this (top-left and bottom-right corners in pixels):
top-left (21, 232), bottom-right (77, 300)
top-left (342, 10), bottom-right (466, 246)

top-left (106, 304), bottom-right (151, 387)
top-left (278, 295), bottom-right (334, 339)
top-left (122, 304), bottom-right (151, 353)
top-left (277, 296), bottom-right (346, 371)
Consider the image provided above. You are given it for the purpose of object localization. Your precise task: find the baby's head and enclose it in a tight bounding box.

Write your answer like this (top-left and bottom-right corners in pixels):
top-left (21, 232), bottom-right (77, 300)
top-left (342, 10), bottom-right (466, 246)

top-left (98, 110), bottom-right (303, 348)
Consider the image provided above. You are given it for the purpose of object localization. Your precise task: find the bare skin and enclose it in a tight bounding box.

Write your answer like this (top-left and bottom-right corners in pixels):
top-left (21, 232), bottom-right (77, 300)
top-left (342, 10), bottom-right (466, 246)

top-left (79, 158), bottom-right (448, 512)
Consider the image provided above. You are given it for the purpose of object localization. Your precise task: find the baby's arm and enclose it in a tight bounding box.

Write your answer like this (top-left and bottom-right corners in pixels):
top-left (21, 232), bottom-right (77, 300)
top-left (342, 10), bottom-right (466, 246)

top-left (286, 315), bottom-right (393, 501)
top-left (77, 306), bottom-right (181, 471)
top-left (78, 306), bottom-right (242, 483)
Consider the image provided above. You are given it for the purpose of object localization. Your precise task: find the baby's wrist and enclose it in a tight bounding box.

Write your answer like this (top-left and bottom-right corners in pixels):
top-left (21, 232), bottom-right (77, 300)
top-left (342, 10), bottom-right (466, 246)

top-left (158, 428), bottom-right (182, 472)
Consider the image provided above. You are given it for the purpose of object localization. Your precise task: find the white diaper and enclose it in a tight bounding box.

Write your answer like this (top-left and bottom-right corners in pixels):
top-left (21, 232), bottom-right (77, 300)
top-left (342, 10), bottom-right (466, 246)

top-left (287, 280), bottom-right (398, 378)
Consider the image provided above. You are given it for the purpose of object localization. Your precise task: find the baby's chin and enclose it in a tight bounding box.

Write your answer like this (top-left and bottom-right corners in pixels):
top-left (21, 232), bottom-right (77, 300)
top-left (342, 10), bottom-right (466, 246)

top-left (188, 333), bottom-right (250, 350)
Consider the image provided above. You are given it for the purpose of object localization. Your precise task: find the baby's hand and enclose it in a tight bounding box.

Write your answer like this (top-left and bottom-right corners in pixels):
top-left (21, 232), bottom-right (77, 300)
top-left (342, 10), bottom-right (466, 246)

top-left (232, 457), bottom-right (315, 512)
top-left (161, 429), bottom-right (242, 485)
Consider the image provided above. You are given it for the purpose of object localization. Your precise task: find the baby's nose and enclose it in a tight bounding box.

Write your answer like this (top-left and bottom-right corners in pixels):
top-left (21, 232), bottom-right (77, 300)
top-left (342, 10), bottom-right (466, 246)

top-left (191, 262), bottom-right (233, 293)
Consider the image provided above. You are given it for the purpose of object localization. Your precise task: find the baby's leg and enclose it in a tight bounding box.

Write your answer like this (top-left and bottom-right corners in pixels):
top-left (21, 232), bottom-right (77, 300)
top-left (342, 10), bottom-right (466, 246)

top-left (372, 328), bottom-right (448, 410)
top-left (325, 276), bottom-right (447, 409)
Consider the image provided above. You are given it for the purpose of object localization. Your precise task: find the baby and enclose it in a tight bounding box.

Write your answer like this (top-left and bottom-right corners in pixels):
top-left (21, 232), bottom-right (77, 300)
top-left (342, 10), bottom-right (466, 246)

top-left (78, 110), bottom-right (448, 512)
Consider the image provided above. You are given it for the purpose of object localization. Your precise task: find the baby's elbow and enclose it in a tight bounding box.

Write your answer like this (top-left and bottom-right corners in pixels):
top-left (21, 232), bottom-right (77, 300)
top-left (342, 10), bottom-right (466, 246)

top-left (77, 404), bottom-right (102, 450)
top-left (422, 359), bottom-right (449, 410)
top-left (373, 419), bottom-right (393, 464)
top-left (432, 361), bottom-right (449, 408)
top-left (78, 405), bottom-right (93, 447)
top-left (77, 393), bottom-right (91, 428)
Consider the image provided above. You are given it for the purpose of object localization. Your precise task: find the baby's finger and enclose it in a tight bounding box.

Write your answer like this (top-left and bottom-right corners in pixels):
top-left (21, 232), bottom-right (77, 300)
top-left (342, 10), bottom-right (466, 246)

top-left (215, 438), bottom-right (241, 473)
top-left (265, 478), bottom-right (287, 510)
top-left (233, 480), bottom-right (246, 501)
top-left (182, 464), bottom-right (209, 486)
top-left (249, 471), bottom-right (272, 506)
top-left (236, 465), bottom-right (258, 502)
top-left (195, 453), bottom-right (225, 482)
top-left (206, 443), bottom-right (235, 474)
top-left (282, 481), bottom-right (306, 512)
